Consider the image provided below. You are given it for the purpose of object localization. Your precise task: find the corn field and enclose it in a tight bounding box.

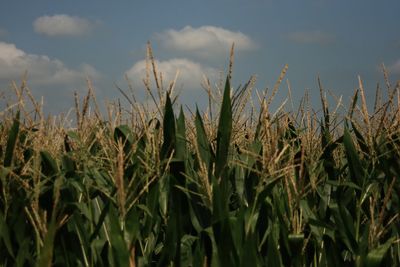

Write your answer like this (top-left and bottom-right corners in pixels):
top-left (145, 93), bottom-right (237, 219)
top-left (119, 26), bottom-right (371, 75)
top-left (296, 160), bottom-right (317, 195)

top-left (0, 49), bottom-right (400, 266)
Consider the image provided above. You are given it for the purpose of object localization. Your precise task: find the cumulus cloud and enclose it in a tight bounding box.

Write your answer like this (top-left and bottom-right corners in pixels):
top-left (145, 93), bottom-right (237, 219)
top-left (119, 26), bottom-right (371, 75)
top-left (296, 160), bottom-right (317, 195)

top-left (125, 58), bottom-right (217, 90)
top-left (155, 25), bottom-right (256, 57)
top-left (33, 14), bottom-right (96, 37)
top-left (388, 59), bottom-right (400, 75)
top-left (0, 41), bottom-right (100, 87)
top-left (285, 30), bottom-right (335, 44)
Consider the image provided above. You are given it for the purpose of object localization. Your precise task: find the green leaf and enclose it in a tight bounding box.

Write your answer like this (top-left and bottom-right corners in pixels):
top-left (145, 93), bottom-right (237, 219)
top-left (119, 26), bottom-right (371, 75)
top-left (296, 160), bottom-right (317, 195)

top-left (161, 93), bottom-right (176, 161)
top-left (125, 207), bottom-right (140, 245)
top-left (40, 151), bottom-right (59, 177)
top-left (351, 121), bottom-right (369, 155)
top-left (0, 211), bottom-right (15, 259)
top-left (61, 155), bottom-right (76, 177)
top-left (330, 203), bottom-right (358, 254)
top-left (180, 235), bottom-right (197, 266)
top-left (89, 198), bottom-right (111, 242)
top-left (326, 180), bottom-right (362, 191)
top-left (366, 238), bottom-right (395, 267)
top-left (175, 106), bottom-right (187, 161)
top-left (212, 177), bottom-right (239, 266)
top-left (215, 76), bottom-right (232, 178)
top-left (15, 238), bottom-right (31, 267)
top-left (159, 174), bottom-right (169, 218)
top-left (158, 210), bottom-right (179, 266)
top-left (343, 128), bottom-right (365, 186)
top-left (4, 111), bottom-right (20, 167)
top-left (195, 107), bottom-right (213, 169)
top-left (266, 223), bottom-right (283, 267)
top-left (320, 121), bottom-right (341, 181)
top-left (36, 219), bottom-right (57, 267)
top-left (240, 231), bottom-right (260, 267)
top-left (322, 234), bottom-right (345, 266)
top-left (348, 89), bottom-right (359, 119)
top-left (114, 125), bottom-right (134, 154)
top-left (108, 205), bottom-right (129, 267)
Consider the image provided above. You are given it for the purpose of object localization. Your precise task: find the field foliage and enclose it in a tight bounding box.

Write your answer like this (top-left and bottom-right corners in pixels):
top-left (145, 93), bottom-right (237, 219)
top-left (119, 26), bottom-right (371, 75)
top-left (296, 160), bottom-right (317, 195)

top-left (0, 47), bottom-right (399, 266)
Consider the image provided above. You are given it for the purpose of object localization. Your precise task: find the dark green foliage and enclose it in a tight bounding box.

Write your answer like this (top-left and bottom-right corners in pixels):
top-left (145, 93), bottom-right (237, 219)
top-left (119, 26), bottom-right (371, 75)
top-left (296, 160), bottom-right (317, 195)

top-left (215, 77), bottom-right (232, 179)
top-left (0, 75), bottom-right (399, 267)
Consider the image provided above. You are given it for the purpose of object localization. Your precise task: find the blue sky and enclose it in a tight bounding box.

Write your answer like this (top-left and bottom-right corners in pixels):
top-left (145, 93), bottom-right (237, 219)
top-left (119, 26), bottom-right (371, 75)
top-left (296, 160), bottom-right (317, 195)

top-left (0, 0), bottom-right (399, 114)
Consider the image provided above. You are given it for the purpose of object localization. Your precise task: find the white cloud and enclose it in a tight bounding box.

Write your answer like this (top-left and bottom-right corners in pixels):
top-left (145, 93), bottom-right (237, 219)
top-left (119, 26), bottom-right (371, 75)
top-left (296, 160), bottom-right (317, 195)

top-left (33, 14), bottom-right (96, 37)
top-left (388, 59), bottom-right (400, 75)
top-left (0, 41), bottom-right (100, 87)
top-left (125, 58), bottom-right (217, 90)
top-left (285, 30), bottom-right (335, 44)
top-left (155, 25), bottom-right (256, 57)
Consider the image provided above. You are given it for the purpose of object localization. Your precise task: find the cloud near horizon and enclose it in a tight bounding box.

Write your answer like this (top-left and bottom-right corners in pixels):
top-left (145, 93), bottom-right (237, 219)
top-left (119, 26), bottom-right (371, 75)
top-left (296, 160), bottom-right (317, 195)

top-left (0, 41), bottom-right (100, 88)
top-left (285, 30), bottom-right (335, 44)
top-left (33, 14), bottom-right (96, 37)
top-left (125, 58), bottom-right (217, 91)
top-left (388, 59), bottom-right (400, 75)
top-left (155, 25), bottom-right (257, 58)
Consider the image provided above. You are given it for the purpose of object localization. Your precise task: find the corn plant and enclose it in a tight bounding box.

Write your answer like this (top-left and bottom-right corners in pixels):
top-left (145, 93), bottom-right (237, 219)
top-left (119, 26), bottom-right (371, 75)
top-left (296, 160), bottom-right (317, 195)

top-left (0, 48), bottom-right (399, 266)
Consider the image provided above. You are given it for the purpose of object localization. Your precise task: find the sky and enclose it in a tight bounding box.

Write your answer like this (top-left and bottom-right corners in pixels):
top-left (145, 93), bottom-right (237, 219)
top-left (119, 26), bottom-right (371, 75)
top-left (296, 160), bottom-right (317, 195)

top-left (0, 0), bottom-right (399, 115)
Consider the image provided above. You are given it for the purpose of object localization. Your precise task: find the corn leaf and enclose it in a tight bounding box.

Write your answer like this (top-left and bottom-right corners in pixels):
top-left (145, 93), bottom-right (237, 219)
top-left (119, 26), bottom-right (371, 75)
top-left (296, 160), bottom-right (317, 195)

top-left (365, 238), bottom-right (395, 267)
top-left (343, 128), bottom-right (365, 186)
top-left (175, 106), bottom-right (187, 161)
top-left (195, 107), bottom-right (213, 169)
top-left (215, 77), bottom-right (232, 178)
